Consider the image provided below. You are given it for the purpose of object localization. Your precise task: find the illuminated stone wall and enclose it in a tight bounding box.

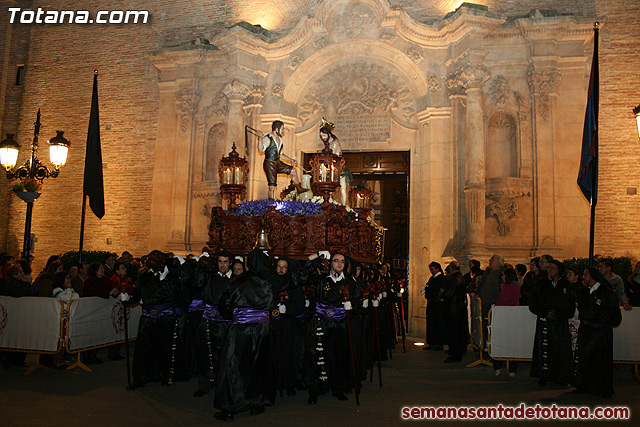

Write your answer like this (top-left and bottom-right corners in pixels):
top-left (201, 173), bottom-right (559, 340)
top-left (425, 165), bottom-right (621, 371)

top-left (0, 1), bottom-right (639, 335)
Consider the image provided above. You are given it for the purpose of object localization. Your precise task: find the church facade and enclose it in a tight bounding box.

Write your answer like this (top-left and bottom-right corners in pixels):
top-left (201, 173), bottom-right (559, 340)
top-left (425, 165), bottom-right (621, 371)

top-left (1, 0), bottom-right (639, 333)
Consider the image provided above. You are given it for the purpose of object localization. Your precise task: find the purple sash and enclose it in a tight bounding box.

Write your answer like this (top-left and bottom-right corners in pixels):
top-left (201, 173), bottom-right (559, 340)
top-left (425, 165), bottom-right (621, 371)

top-left (233, 307), bottom-right (269, 324)
top-left (142, 302), bottom-right (175, 318)
top-left (202, 304), bottom-right (228, 322)
top-left (188, 299), bottom-right (205, 312)
top-left (315, 302), bottom-right (346, 322)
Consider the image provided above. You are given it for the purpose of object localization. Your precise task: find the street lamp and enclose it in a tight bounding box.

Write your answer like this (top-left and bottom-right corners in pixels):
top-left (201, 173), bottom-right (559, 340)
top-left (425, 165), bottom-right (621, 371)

top-left (0, 109), bottom-right (70, 259)
top-left (633, 104), bottom-right (640, 139)
top-left (218, 142), bottom-right (248, 210)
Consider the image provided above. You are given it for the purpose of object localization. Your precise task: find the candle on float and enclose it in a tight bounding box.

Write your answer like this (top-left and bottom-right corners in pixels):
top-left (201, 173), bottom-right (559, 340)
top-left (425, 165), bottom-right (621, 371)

top-left (224, 167), bottom-right (232, 184)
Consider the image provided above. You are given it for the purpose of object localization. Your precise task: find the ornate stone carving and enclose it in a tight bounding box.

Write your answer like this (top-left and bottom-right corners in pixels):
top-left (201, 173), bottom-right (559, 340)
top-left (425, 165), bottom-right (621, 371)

top-left (209, 93), bottom-right (229, 118)
top-left (528, 69), bottom-right (561, 122)
top-left (289, 52), bottom-right (303, 69)
top-left (406, 45), bottom-right (423, 64)
top-left (379, 30), bottom-right (396, 43)
top-left (487, 200), bottom-right (518, 237)
top-left (514, 92), bottom-right (531, 122)
top-left (175, 87), bottom-right (200, 131)
top-left (243, 85), bottom-right (266, 106)
top-left (222, 78), bottom-right (250, 101)
top-left (298, 61), bottom-right (415, 125)
top-left (427, 75), bottom-right (441, 92)
top-left (329, 2), bottom-right (377, 40)
top-left (486, 177), bottom-right (532, 200)
top-left (271, 83), bottom-right (284, 98)
top-left (490, 75), bottom-right (509, 105)
top-left (446, 63), bottom-right (491, 96)
top-left (313, 36), bottom-right (329, 50)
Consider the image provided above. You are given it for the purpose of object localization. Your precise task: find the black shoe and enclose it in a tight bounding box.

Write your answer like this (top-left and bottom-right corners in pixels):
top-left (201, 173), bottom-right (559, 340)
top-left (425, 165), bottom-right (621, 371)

top-left (422, 346), bottom-right (431, 351)
top-left (193, 389), bottom-right (208, 397)
top-left (108, 355), bottom-right (125, 361)
top-left (307, 395), bottom-right (318, 405)
top-left (432, 345), bottom-right (443, 351)
top-left (538, 379), bottom-right (547, 386)
top-left (332, 391), bottom-right (348, 401)
top-left (444, 357), bottom-right (461, 363)
top-left (249, 406), bottom-right (265, 416)
top-left (214, 410), bottom-right (234, 421)
top-left (91, 357), bottom-right (103, 364)
top-left (572, 388), bottom-right (586, 394)
top-left (286, 388), bottom-right (296, 396)
top-left (53, 363), bottom-right (69, 370)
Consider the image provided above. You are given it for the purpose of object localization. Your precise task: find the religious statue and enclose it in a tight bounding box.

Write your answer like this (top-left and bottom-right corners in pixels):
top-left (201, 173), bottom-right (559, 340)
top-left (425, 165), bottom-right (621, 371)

top-left (319, 118), bottom-right (351, 206)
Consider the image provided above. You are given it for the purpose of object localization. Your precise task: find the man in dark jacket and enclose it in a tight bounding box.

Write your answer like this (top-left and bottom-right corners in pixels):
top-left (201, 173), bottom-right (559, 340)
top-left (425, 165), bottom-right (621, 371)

top-left (443, 261), bottom-right (468, 363)
top-left (419, 261), bottom-right (448, 351)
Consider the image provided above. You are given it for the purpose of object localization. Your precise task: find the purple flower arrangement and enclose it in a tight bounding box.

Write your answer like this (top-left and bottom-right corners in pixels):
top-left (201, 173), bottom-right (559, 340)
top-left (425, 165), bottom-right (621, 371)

top-left (231, 199), bottom-right (322, 217)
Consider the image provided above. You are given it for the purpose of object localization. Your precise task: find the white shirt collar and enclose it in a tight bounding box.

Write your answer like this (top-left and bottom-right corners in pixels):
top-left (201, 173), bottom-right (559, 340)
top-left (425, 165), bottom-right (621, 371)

top-left (328, 271), bottom-right (345, 283)
top-left (433, 271), bottom-right (442, 278)
top-left (218, 270), bottom-right (232, 279)
top-left (590, 281), bottom-right (601, 294)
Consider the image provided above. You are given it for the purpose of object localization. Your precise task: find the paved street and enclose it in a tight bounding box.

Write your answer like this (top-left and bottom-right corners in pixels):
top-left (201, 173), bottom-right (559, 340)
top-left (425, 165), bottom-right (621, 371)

top-left (1, 338), bottom-right (637, 425)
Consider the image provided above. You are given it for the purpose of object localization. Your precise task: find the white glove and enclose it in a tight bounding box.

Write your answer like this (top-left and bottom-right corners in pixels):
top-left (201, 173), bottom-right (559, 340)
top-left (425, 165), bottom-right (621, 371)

top-left (318, 250), bottom-right (331, 260)
top-left (305, 299), bottom-right (310, 308)
top-left (362, 299), bottom-right (369, 309)
top-left (377, 294), bottom-right (383, 301)
top-left (200, 252), bottom-right (210, 258)
top-left (397, 292), bottom-right (402, 298)
top-left (278, 303), bottom-right (286, 314)
top-left (120, 293), bottom-right (130, 302)
top-left (235, 255), bottom-right (244, 262)
top-left (372, 300), bottom-right (379, 307)
top-left (382, 291), bottom-right (387, 298)
top-left (417, 287), bottom-right (426, 296)
top-left (174, 254), bottom-right (185, 265)
top-left (343, 301), bottom-right (352, 310)
top-left (263, 250), bottom-right (269, 256)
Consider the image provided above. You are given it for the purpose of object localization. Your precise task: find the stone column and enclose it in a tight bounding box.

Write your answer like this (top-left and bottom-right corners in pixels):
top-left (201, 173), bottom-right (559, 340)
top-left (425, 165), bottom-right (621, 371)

top-left (448, 63), bottom-right (490, 253)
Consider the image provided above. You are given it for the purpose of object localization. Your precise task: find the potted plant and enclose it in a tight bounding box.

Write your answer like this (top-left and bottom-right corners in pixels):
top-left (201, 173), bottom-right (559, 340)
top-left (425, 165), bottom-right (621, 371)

top-left (9, 177), bottom-right (42, 202)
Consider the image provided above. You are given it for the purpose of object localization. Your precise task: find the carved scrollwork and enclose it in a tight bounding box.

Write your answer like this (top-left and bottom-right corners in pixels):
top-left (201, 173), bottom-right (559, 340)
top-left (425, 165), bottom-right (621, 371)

top-left (175, 86), bottom-right (200, 131)
top-left (243, 85), bottom-right (266, 107)
top-left (329, 2), bottom-right (378, 40)
top-left (490, 75), bottom-right (509, 105)
top-left (528, 69), bottom-right (561, 122)
top-left (222, 79), bottom-right (251, 101)
top-left (406, 45), bottom-right (423, 64)
top-left (487, 201), bottom-right (518, 237)
top-left (446, 63), bottom-right (491, 96)
top-left (427, 75), bottom-right (441, 92)
top-left (313, 36), bottom-right (329, 50)
top-left (271, 83), bottom-right (284, 98)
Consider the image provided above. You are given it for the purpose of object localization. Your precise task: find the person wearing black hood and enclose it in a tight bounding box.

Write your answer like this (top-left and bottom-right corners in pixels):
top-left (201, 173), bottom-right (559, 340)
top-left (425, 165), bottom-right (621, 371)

top-left (213, 250), bottom-right (285, 420)
top-left (573, 267), bottom-right (622, 397)
top-left (443, 261), bottom-right (468, 363)
top-left (270, 256), bottom-right (306, 396)
top-left (529, 259), bottom-right (575, 386)
top-left (122, 251), bottom-right (183, 389)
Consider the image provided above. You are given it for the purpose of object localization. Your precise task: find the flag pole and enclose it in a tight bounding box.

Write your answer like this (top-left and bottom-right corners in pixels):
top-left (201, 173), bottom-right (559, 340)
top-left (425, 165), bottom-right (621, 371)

top-left (79, 194), bottom-right (87, 264)
top-left (588, 23), bottom-right (599, 266)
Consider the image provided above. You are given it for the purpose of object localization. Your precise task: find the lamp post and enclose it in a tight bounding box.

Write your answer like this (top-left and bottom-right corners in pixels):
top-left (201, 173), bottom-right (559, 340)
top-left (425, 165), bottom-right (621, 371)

top-left (0, 110), bottom-right (70, 259)
top-left (218, 142), bottom-right (248, 210)
top-left (634, 104), bottom-right (640, 139)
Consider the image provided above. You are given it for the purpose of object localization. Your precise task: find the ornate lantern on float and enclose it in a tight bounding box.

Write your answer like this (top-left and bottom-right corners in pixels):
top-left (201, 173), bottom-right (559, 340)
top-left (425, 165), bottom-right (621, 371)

top-left (310, 119), bottom-right (344, 203)
top-left (349, 182), bottom-right (373, 216)
top-left (218, 142), bottom-right (248, 210)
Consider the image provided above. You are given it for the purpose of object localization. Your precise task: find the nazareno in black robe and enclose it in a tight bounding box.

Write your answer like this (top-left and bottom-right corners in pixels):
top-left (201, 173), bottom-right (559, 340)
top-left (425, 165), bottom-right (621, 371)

top-left (573, 282), bottom-right (622, 395)
top-left (213, 251), bottom-right (282, 414)
top-left (529, 276), bottom-right (575, 384)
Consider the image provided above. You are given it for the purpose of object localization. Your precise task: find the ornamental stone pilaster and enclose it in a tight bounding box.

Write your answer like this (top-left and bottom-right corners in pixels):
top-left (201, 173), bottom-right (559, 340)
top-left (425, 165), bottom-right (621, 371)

top-left (528, 67), bottom-right (561, 253)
